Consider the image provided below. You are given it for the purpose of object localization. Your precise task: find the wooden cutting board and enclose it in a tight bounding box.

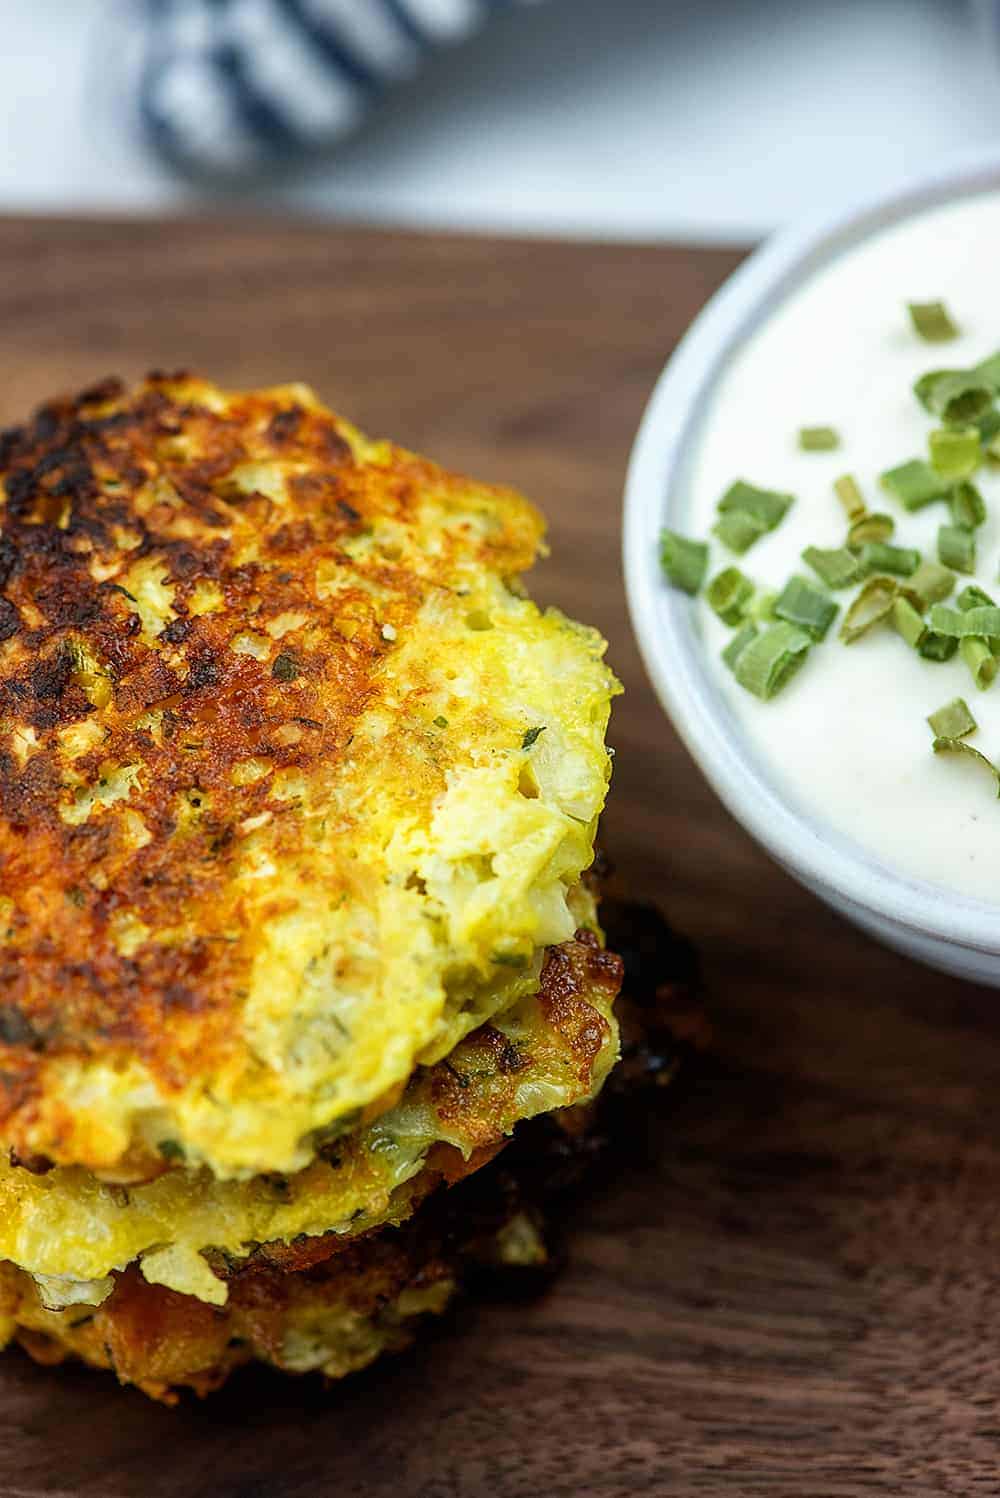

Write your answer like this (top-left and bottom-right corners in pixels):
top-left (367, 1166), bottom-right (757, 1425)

top-left (0, 218), bottom-right (997, 1498)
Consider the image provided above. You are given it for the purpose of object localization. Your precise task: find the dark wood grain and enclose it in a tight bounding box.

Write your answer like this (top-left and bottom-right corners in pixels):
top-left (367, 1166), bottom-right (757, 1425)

top-left (0, 217), bottom-right (996, 1497)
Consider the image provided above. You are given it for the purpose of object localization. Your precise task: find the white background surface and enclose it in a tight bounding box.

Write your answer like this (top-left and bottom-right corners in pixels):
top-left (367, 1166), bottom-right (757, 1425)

top-left (9, 0), bottom-right (1000, 241)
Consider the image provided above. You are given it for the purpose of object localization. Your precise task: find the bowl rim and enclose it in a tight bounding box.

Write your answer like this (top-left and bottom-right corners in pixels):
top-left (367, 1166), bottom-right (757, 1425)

top-left (623, 145), bottom-right (1000, 953)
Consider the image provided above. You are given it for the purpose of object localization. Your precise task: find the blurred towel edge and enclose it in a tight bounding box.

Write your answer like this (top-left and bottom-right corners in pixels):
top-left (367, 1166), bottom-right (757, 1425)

top-left (138, 0), bottom-right (540, 177)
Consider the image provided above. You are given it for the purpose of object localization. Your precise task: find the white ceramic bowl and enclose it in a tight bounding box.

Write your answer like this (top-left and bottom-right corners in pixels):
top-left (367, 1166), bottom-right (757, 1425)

top-left (623, 148), bottom-right (1000, 986)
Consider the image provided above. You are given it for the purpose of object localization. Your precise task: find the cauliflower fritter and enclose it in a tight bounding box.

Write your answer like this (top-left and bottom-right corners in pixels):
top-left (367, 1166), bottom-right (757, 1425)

top-left (0, 375), bottom-right (619, 1180)
top-left (0, 375), bottom-right (624, 1398)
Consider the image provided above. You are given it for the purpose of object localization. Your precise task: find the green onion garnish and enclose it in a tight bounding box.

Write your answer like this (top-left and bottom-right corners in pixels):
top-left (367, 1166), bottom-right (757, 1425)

top-left (721, 621), bottom-right (758, 673)
top-left (959, 606), bottom-right (1000, 640)
top-left (712, 510), bottom-right (768, 555)
top-left (905, 561), bottom-right (956, 609)
top-left (772, 576), bottom-right (838, 641)
top-left (748, 588), bottom-right (778, 623)
top-left (706, 567), bottom-right (754, 625)
top-left (932, 596), bottom-right (1000, 683)
top-left (961, 637), bottom-right (999, 691)
top-left (938, 523), bottom-right (977, 574)
top-left (798, 426), bottom-right (840, 452)
top-left (950, 480), bottom-right (987, 531)
top-left (846, 512), bottom-right (895, 548)
top-left (975, 350), bottom-right (1000, 390)
top-left (914, 369), bottom-right (992, 425)
top-left (834, 473), bottom-right (866, 520)
top-left (929, 427), bottom-right (980, 481)
top-left (732, 622), bottom-right (811, 700)
top-left (714, 480), bottom-right (794, 553)
top-left (931, 736), bottom-right (1000, 795)
top-left (918, 631), bottom-right (959, 662)
top-left (957, 584), bottom-right (996, 611)
top-left (927, 698), bottom-right (977, 738)
top-left (914, 368), bottom-right (955, 413)
top-left (978, 408), bottom-right (1000, 444)
top-left (927, 604), bottom-right (1000, 640)
top-left (924, 605), bottom-right (963, 636)
top-left (660, 529), bottom-right (709, 594)
top-left (908, 300), bottom-right (960, 342)
top-left (840, 576), bottom-right (898, 644)
top-left (891, 595), bottom-right (926, 649)
top-left (801, 546), bottom-right (861, 590)
top-left (857, 541), bottom-right (920, 578)
top-left (718, 480), bottom-right (794, 528)
top-left (880, 459), bottom-right (949, 511)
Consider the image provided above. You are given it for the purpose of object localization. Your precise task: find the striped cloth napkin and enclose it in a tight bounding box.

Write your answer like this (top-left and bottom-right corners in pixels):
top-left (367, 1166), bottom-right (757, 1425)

top-left (140, 0), bottom-right (532, 175)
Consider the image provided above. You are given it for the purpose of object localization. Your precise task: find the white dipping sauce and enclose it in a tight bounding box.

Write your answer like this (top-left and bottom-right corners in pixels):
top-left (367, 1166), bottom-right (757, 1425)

top-left (686, 190), bottom-right (1000, 901)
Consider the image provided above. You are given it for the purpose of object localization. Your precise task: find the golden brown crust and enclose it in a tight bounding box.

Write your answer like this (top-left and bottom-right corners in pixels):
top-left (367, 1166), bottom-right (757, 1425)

top-left (428, 930), bottom-right (619, 1131)
top-left (0, 373), bottom-right (563, 1173)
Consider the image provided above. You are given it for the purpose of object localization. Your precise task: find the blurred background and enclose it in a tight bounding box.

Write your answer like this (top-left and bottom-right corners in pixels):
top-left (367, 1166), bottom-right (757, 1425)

top-left (10, 0), bottom-right (1000, 243)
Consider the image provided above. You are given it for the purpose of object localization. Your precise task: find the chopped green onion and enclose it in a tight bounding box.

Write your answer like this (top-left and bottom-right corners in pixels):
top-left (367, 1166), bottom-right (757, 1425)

top-left (925, 605), bottom-right (968, 637)
top-left (712, 510), bottom-right (768, 555)
top-left (958, 606), bottom-right (1000, 640)
top-left (833, 473), bottom-right (866, 520)
top-left (891, 595), bottom-right (926, 649)
top-left (950, 480), bottom-right (987, 530)
top-left (271, 652), bottom-right (300, 681)
top-left (905, 560), bottom-right (955, 608)
top-left (961, 637), bottom-right (999, 691)
top-left (958, 597), bottom-right (1000, 658)
top-left (732, 622), bottom-right (811, 700)
top-left (929, 427), bottom-right (980, 481)
top-left (718, 479), bottom-right (794, 528)
top-left (957, 584), bottom-right (995, 611)
top-left (931, 737), bottom-right (1000, 795)
top-left (975, 350), bottom-right (1000, 390)
top-left (773, 576), bottom-right (838, 641)
top-left (521, 726), bottom-right (546, 749)
top-left (840, 576), bottom-right (898, 644)
top-left (880, 458), bottom-right (949, 511)
top-left (927, 604), bottom-right (1000, 639)
top-left (908, 300), bottom-right (959, 342)
top-left (938, 523), bottom-right (977, 574)
top-left (706, 567), bottom-right (754, 625)
top-left (857, 541), bottom-right (920, 577)
top-left (918, 631), bottom-right (958, 662)
top-left (914, 369), bottom-right (992, 425)
top-left (801, 545), bottom-right (861, 589)
top-left (660, 529), bottom-right (709, 594)
top-left (798, 426), bottom-right (840, 451)
top-left (927, 698), bottom-right (977, 738)
top-left (748, 588), bottom-right (777, 623)
top-left (721, 621), bottom-right (758, 673)
top-left (847, 512), bottom-right (895, 548)
top-left (977, 408), bottom-right (1000, 444)
top-left (914, 368), bottom-right (956, 413)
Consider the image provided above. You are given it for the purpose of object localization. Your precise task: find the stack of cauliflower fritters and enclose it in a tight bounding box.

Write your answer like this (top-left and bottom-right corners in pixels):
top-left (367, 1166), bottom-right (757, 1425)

top-left (0, 375), bottom-right (621, 1400)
